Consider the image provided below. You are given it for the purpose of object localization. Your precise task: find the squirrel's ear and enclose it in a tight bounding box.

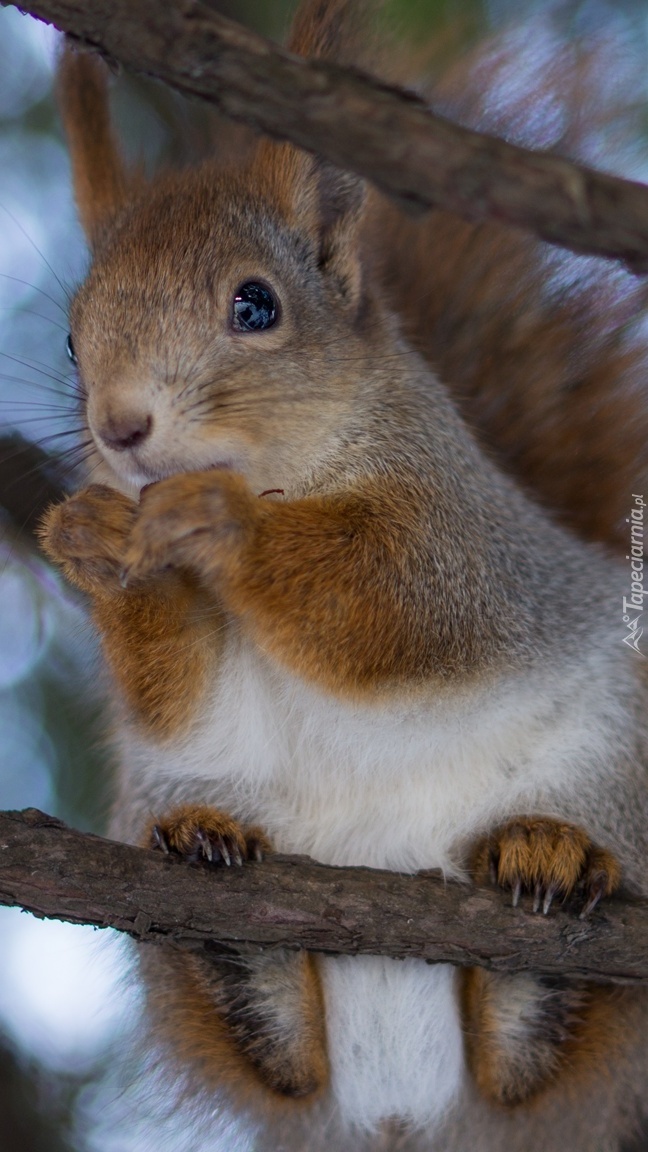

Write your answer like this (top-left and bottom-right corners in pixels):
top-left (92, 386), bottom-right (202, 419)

top-left (252, 140), bottom-right (366, 311)
top-left (250, 1), bottom-right (369, 308)
top-left (57, 46), bottom-right (130, 247)
top-left (312, 160), bottom-right (366, 310)
top-left (283, 0), bottom-right (368, 310)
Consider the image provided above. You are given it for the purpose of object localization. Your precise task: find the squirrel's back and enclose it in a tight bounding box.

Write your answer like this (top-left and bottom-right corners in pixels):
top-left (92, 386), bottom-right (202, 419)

top-left (365, 14), bottom-right (648, 553)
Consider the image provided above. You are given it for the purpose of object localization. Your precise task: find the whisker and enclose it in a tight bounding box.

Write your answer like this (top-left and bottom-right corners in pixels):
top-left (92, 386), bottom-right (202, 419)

top-left (187, 604), bottom-right (227, 620)
top-left (1, 414), bottom-right (81, 427)
top-left (7, 354), bottom-right (74, 387)
top-left (1, 431), bottom-right (91, 455)
top-left (0, 372), bottom-right (76, 396)
top-left (0, 434), bottom-right (90, 474)
top-left (82, 458), bottom-right (105, 482)
top-left (10, 352), bottom-right (79, 383)
top-left (0, 203), bottom-right (70, 300)
top-left (0, 351), bottom-right (78, 389)
top-left (305, 349), bottom-right (421, 365)
top-left (0, 400), bottom-right (76, 412)
top-left (0, 442), bottom-right (94, 490)
top-left (0, 307), bottom-right (68, 333)
top-left (32, 427), bottom-right (90, 443)
top-left (0, 274), bottom-right (67, 315)
top-left (174, 362), bottom-right (209, 404)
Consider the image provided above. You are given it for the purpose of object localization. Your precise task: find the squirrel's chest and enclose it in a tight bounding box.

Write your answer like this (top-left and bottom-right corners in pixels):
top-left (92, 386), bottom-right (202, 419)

top-left (127, 635), bottom-right (596, 874)
top-left (119, 639), bottom-right (609, 1130)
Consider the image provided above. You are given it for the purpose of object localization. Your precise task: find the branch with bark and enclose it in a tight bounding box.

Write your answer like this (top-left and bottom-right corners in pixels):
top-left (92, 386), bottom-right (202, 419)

top-left (1, 808), bottom-right (647, 985)
top-left (2, 6), bottom-right (648, 996)
top-left (3, 0), bottom-right (648, 272)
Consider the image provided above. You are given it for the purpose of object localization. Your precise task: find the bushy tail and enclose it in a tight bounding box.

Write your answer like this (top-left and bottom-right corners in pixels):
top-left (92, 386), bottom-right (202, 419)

top-left (366, 12), bottom-right (648, 552)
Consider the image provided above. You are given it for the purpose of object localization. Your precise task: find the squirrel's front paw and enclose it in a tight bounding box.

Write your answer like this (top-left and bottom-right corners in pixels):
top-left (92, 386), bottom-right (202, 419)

top-left (38, 485), bottom-right (138, 594)
top-left (473, 817), bottom-right (620, 917)
top-left (149, 804), bottom-right (271, 867)
top-left (122, 471), bottom-right (253, 584)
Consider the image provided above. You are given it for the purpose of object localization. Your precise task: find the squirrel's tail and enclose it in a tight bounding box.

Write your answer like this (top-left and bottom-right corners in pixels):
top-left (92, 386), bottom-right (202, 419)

top-left (373, 203), bottom-right (648, 552)
top-left (367, 14), bottom-right (648, 553)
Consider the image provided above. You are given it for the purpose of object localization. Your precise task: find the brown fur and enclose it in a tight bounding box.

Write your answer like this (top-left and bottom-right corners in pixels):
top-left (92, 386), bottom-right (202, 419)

top-left (471, 816), bottom-right (621, 904)
top-left (43, 0), bottom-right (648, 1133)
top-left (141, 804), bottom-right (328, 1106)
top-left (461, 968), bottom-right (626, 1108)
top-left (121, 468), bottom-right (518, 696)
top-left (149, 803), bottom-right (272, 863)
top-left (57, 46), bottom-right (131, 246)
top-left (143, 943), bottom-right (328, 1109)
top-left (368, 31), bottom-right (648, 555)
top-left (38, 486), bottom-right (215, 737)
top-left (465, 817), bottom-right (621, 1105)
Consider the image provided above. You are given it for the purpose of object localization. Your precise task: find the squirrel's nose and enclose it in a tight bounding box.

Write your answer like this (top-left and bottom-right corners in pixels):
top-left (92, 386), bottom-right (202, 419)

top-left (98, 412), bottom-right (153, 452)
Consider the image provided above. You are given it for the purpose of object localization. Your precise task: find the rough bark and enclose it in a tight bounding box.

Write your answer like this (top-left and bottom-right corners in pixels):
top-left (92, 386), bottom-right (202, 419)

top-left (1, 808), bottom-right (647, 984)
top-left (3, 0), bottom-right (648, 272)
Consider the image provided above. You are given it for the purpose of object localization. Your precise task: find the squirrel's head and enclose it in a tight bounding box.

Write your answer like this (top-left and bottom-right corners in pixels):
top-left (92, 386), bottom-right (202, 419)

top-left (58, 17), bottom-right (388, 498)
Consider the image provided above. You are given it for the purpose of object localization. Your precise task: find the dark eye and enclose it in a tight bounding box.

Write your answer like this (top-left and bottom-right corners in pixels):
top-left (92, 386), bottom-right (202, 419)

top-left (232, 282), bottom-right (278, 332)
top-left (66, 334), bottom-right (78, 365)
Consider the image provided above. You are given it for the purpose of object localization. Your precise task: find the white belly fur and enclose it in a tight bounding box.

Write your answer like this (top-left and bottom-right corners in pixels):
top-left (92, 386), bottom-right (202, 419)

top-left (322, 956), bottom-right (463, 1129)
top-left (120, 633), bottom-right (624, 1130)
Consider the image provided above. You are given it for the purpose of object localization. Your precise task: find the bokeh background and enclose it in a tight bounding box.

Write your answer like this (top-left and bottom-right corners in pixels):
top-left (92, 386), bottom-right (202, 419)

top-left (1, 0), bottom-right (647, 1148)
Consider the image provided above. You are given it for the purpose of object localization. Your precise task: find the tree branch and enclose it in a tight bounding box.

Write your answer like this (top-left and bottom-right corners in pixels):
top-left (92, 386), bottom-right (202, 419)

top-left (3, 0), bottom-right (648, 273)
top-left (1, 808), bottom-right (647, 984)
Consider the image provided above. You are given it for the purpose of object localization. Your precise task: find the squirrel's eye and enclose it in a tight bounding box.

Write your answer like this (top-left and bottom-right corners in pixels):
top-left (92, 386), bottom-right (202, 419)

top-left (232, 282), bottom-right (278, 332)
top-left (66, 334), bottom-right (78, 365)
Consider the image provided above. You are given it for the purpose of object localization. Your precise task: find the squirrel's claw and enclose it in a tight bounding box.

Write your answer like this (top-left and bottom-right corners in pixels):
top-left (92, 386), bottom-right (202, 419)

top-left (579, 872), bottom-right (609, 919)
top-left (196, 828), bottom-right (214, 862)
top-left (542, 882), bottom-right (559, 915)
top-left (152, 824), bottom-right (170, 854)
top-left (192, 830), bottom-right (237, 866)
top-left (147, 805), bottom-right (269, 872)
top-left (473, 817), bottom-right (621, 919)
top-left (580, 889), bottom-right (603, 920)
top-left (195, 829), bottom-right (245, 867)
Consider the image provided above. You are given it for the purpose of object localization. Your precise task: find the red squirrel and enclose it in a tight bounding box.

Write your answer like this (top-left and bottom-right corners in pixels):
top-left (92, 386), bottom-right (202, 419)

top-left (39, 2), bottom-right (648, 1149)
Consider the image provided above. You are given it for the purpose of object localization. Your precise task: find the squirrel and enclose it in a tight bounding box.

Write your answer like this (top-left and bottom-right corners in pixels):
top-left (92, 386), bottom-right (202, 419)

top-left (38, 1), bottom-right (648, 1149)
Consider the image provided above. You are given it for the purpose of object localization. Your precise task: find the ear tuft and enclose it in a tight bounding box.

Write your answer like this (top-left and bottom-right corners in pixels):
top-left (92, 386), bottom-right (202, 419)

top-left (316, 161), bottom-right (366, 308)
top-left (57, 44), bottom-right (130, 246)
top-left (250, 139), bottom-right (366, 311)
top-left (250, 0), bottom-right (370, 310)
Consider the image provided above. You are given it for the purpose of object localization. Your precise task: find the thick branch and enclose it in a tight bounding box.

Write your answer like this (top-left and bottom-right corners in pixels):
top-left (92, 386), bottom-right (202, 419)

top-left (3, 0), bottom-right (648, 271)
top-left (1, 808), bottom-right (647, 984)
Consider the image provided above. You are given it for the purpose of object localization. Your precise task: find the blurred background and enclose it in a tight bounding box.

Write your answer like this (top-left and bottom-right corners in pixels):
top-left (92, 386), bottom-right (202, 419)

top-left (0, 0), bottom-right (647, 1148)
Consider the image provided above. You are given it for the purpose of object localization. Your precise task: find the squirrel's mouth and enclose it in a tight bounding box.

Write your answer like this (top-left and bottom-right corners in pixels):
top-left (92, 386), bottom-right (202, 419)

top-left (93, 435), bottom-right (242, 494)
top-left (88, 409), bottom-right (248, 494)
top-left (135, 458), bottom-right (234, 495)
